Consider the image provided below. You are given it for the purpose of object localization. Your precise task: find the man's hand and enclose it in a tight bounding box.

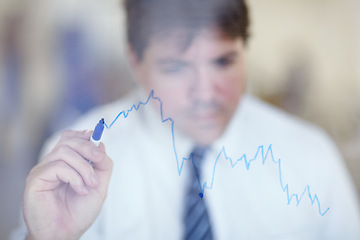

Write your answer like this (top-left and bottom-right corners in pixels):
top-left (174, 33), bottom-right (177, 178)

top-left (23, 130), bottom-right (113, 240)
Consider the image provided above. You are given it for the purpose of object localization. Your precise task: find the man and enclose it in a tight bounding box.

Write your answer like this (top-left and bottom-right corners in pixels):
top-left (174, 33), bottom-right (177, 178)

top-left (22, 0), bottom-right (360, 239)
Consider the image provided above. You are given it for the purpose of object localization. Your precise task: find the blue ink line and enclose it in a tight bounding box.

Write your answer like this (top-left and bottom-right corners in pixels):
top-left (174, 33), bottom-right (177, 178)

top-left (104, 90), bottom-right (329, 216)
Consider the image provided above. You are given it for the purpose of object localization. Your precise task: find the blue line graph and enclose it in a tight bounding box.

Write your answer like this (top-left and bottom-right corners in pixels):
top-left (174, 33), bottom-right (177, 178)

top-left (104, 90), bottom-right (330, 216)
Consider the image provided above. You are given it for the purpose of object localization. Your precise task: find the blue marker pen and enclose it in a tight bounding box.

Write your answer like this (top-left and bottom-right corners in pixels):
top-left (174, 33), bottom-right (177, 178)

top-left (91, 118), bottom-right (105, 146)
top-left (88, 118), bottom-right (105, 164)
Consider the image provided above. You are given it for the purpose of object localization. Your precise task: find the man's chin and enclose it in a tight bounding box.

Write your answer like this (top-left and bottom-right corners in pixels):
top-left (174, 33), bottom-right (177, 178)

top-left (187, 127), bottom-right (225, 146)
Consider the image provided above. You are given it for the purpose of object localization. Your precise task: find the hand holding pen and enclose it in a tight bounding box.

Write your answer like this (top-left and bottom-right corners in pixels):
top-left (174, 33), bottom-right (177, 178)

top-left (23, 119), bottom-right (113, 240)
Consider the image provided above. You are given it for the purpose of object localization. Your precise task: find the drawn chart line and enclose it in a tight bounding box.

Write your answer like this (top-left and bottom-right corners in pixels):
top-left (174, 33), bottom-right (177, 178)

top-left (104, 90), bottom-right (329, 216)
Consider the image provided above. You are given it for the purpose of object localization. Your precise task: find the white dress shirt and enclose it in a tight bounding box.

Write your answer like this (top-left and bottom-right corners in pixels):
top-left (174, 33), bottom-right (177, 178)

top-left (13, 88), bottom-right (360, 239)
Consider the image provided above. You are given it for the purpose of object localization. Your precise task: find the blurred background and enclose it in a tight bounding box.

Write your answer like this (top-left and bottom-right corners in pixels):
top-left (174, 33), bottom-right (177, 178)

top-left (0, 0), bottom-right (359, 239)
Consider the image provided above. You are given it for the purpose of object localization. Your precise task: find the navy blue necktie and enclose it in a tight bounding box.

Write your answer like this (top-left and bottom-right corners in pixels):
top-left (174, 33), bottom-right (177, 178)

top-left (184, 146), bottom-right (213, 240)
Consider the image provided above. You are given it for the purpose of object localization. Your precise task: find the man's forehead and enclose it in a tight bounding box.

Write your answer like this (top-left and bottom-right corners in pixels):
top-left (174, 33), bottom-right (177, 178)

top-left (145, 28), bottom-right (242, 60)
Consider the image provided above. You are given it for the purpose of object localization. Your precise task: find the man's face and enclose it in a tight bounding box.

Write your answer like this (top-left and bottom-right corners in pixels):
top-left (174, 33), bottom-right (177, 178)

top-left (130, 28), bottom-right (246, 145)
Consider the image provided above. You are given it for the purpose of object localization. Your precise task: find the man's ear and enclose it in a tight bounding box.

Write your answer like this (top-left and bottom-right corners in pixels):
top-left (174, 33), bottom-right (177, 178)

top-left (127, 44), bottom-right (140, 70)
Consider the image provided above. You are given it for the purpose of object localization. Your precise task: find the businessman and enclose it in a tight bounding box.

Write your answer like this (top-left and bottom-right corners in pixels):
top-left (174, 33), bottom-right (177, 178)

top-left (22, 0), bottom-right (360, 239)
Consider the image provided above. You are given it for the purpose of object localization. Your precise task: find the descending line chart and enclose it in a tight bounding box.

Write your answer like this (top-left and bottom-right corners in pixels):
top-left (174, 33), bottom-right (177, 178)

top-left (104, 90), bottom-right (330, 216)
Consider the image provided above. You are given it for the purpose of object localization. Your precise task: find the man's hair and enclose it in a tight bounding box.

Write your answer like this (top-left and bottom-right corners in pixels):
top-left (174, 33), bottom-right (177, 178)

top-left (124, 0), bottom-right (250, 60)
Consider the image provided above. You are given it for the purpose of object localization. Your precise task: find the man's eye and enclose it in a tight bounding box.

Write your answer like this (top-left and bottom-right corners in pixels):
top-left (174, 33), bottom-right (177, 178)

top-left (215, 57), bottom-right (234, 68)
top-left (161, 64), bottom-right (185, 73)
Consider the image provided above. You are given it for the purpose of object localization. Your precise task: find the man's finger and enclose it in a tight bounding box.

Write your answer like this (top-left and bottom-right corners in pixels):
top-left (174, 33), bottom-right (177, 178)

top-left (92, 143), bottom-right (113, 172)
top-left (60, 130), bottom-right (93, 141)
top-left (57, 137), bottom-right (106, 164)
top-left (31, 160), bottom-right (89, 196)
top-left (43, 145), bottom-right (99, 188)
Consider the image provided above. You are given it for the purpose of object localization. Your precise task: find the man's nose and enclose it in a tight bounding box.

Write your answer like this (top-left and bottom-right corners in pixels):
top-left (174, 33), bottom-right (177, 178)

top-left (191, 67), bottom-right (217, 103)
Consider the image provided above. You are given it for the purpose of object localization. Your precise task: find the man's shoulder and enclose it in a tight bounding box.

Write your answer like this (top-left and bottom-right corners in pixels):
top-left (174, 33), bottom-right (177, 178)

top-left (73, 89), bottom-right (141, 129)
top-left (241, 94), bottom-right (328, 142)
top-left (40, 89), bottom-right (141, 159)
top-left (236, 94), bottom-right (341, 167)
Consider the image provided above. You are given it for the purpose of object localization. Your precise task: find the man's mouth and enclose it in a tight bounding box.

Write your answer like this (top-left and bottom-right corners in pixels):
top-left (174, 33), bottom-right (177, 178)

top-left (192, 113), bottom-right (217, 121)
